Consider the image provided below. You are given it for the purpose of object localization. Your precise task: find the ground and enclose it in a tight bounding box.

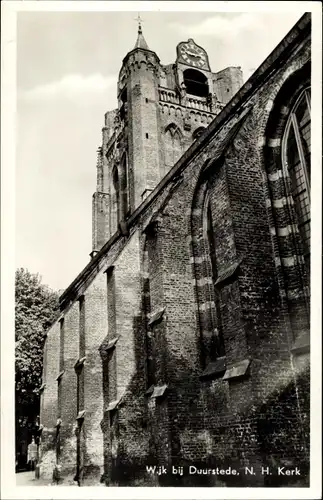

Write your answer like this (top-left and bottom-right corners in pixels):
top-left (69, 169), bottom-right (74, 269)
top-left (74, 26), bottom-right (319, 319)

top-left (16, 471), bottom-right (52, 486)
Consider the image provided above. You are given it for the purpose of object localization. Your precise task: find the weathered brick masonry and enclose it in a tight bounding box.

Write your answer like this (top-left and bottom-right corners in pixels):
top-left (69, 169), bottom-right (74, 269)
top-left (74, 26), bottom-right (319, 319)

top-left (40, 14), bottom-right (311, 486)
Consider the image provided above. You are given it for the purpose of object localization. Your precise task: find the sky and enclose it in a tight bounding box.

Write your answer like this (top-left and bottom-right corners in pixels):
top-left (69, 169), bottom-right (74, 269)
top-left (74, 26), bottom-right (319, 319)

top-left (15, 5), bottom-right (305, 292)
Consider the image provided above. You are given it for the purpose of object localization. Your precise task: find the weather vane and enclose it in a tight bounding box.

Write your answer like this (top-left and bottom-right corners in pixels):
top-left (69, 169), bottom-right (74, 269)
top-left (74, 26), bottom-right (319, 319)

top-left (134, 13), bottom-right (143, 34)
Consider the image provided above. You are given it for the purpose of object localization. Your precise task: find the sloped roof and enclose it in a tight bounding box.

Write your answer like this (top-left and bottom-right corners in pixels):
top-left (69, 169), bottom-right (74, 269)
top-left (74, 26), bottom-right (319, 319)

top-left (133, 24), bottom-right (149, 50)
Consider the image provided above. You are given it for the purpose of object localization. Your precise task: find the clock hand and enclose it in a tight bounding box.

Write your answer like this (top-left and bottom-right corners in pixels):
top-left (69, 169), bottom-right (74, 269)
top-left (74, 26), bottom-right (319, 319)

top-left (186, 51), bottom-right (201, 58)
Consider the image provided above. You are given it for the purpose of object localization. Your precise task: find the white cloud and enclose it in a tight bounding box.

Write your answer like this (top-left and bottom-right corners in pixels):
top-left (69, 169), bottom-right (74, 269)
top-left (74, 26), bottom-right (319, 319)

top-left (19, 73), bottom-right (116, 101)
top-left (168, 12), bottom-right (301, 82)
top-left (169, 13), bottom-right (262, 39)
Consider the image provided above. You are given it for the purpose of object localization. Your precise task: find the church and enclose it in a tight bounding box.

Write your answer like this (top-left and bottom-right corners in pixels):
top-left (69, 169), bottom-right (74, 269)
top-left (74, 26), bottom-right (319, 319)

top-left (39, 13), bottom-right (311, 487)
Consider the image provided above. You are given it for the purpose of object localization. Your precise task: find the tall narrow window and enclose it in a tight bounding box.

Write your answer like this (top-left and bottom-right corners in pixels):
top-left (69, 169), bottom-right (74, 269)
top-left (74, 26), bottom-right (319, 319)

top-left (78, 297), bottom-right (85, 412)
top-left (283, 88), bottom-right (311, 269)
top-left (106, 267), bottom-right (117, 403)
top-left (206, 200), bottom-right (225, 358)
top-left (119, 88), bottom-right (127, 121)
top-left (58, 319), bottom-right (64, 419)
top-left (56, 318), bottom-right (64, 464)
top-left (112, 166), bottom-right (120, 228)
top-left (143, 239), bottom-right (156, 389)
top-left (120, 154), bottom-right (129, 218)
top-left (74, 297), bottom-right (85, 485)
top-left (107, 267), bottom-right (116, 342)
top-left (192, 179), bottom-right (226, 373)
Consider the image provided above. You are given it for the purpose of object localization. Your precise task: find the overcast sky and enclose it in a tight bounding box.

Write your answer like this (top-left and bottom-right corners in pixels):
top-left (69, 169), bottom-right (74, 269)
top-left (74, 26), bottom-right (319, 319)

top-left (16, 5), bottom-right (304, 292)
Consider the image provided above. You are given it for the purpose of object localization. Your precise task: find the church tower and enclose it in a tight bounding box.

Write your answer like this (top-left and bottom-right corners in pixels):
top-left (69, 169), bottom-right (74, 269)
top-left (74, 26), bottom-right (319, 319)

top-left (91, 21), bottom-right (243, 255)
top-left (120, 20), bottom-right (162, 208)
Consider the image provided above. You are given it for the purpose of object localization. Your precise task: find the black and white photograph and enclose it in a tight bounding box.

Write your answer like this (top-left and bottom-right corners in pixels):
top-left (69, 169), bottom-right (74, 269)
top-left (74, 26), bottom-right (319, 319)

top-left (1, 1), bottom-right (322, 498)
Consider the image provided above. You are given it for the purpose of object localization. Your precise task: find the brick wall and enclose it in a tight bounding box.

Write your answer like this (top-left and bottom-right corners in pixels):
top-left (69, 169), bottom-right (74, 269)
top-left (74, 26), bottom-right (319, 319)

top-left (40, 322), bottom-right (60, 481)
top-left (82, 272), bottom-right (108, 484)
top-left (215, 67), bottom-right (244, 104)
top-left (58, 304), bottom-right (79, 484)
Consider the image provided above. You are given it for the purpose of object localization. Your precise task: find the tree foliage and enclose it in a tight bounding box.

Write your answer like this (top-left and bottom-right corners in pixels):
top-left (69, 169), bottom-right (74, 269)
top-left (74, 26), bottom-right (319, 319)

top-left (15, 268), bottom-right (60, 421)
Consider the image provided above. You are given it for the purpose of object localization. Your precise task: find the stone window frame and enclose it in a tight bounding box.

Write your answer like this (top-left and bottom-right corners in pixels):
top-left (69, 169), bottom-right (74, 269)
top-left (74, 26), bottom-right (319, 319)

top-left (281, 87), bottom-right (311, 265)
top-left (120, 151), bottom-right (130, 219)
top-left (191, 171), bottom-right (226, 373)
top-left (112, 165), bottom-right (120, 227)
top-left (262, 66), bottom-right (311, 342)
top-left (141, 226), bottom-right (158, 390)
top-left (202, 185), bottom-right (226, 359)
top-left (98, 266), bottom-right (119, 425)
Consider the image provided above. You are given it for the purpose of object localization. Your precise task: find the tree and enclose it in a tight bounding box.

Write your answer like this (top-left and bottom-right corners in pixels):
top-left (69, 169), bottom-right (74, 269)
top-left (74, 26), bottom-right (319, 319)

top-left (15, 268), bottom-right (59, 467)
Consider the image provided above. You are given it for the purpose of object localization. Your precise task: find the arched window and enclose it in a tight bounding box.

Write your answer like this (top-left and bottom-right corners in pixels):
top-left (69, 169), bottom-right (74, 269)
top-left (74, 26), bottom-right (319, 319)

top-left (282, 88), bottom-right (311, 267)
top-left (264, 68), bottom-right (310, 341)
top-left (120, 154), bottom-right (129, 218)
top-left (191, 176), bottom-right (225, 370)
top-left (111, 166), bottom-right (120, 230)
top-left (205, 196), bottom-right (225, 359)
top-left (183, 69), bottom-right (208, 98)
top-left (164, 124), bottom-right (183, 169)
top-left (119, 88), bottom-right (127, 121)
top-left (142, 237), bottom-right (155, 389)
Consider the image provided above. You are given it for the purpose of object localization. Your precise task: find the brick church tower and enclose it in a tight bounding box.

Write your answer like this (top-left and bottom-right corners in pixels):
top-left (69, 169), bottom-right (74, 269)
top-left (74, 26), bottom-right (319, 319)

top-left (39, 14), bottom-right (311, 488)
top-left (91, 21), bottom-right (243, 255)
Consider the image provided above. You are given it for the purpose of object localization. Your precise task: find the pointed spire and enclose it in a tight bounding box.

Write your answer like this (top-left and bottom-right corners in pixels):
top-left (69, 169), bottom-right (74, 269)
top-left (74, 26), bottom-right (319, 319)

top-left (133, 13), bottom-right (149, 50)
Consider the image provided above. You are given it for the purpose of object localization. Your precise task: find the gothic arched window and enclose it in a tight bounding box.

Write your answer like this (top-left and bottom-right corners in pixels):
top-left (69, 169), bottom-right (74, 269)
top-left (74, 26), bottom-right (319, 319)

top-left (205, 196), bottom-right (225, 359)
top-left (142, 235), bottom-right (155, 389)
top-left (120, 154), bottom-right (129, 218)
top-left (282, 88), bottom-right (311, 267)
top-left (111, 166), bottom-right (120, 230)
top-left (191, 177), bottom-right (225, 371)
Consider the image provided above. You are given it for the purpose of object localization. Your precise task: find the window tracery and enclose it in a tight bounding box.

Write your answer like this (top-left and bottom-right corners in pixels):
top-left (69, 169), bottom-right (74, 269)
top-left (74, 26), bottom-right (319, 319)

top-left (282, 88), bottom-right (311, 266)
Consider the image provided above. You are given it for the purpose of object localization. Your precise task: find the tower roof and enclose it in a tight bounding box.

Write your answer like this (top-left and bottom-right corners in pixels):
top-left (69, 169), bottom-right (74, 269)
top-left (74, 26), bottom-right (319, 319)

top-left (133, 18), bottom-right (149, 50)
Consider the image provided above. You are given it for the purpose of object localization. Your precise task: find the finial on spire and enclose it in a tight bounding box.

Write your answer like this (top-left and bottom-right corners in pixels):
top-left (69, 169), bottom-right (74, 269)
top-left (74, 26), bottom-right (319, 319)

top-left (134, 13), bottom-right (143, 34)
top-left (133, 13), bottom-right (149, 50)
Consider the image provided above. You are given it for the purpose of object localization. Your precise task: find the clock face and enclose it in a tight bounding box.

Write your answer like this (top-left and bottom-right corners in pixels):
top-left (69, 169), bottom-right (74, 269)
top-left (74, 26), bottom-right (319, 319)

top-left (178, 40), bottom-right (209, 69)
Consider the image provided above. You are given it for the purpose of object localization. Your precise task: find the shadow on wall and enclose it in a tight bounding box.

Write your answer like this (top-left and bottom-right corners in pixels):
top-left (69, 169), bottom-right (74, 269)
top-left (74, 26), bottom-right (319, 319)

top-left (100, 309), bottom-right (310, 487)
